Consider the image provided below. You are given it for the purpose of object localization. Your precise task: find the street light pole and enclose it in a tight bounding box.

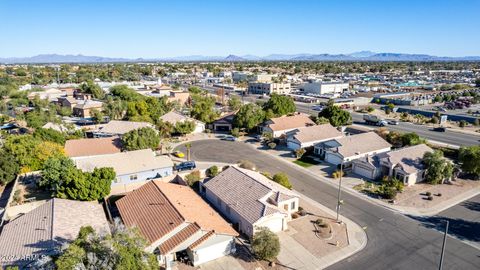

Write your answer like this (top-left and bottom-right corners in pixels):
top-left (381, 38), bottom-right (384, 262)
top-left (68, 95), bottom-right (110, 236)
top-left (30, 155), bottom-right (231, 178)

top-left (439, 220), bottom-right (449, 270)
top-left (336, 161), bottom-right (343, 222)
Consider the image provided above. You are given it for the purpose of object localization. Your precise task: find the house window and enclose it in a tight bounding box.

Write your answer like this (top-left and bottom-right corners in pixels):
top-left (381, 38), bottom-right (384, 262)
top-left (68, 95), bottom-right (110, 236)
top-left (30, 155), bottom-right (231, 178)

top-left (284, 204), bottom-right (288, 211)
top-left (129, 174), bottom-right (138, 181)
top-left (291, 201), bottom-right (296, 210)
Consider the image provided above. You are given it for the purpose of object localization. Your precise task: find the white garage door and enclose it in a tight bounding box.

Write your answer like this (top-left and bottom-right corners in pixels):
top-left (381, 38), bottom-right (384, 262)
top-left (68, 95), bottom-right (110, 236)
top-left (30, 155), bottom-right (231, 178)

top-left (194, 238), bottom-right (233, 266)
top-left (325, 153), bottom-right (343, 165)
top-left (353, 164), bottom-right (373, 179)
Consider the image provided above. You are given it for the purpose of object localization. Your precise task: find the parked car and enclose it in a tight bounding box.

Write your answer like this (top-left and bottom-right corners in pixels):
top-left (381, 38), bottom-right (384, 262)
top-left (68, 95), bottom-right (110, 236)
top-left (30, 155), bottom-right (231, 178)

top-left (253, 134), bottom-right (263, 142)
top-left (433, 127), bottom-right (447, 132)
top-left (174, 161), bottom-right (196, 171)
top-left (221, 135), bottom-right (236, 141)
top-left (312, 105), bottom-right (323, 111)
top-left (172, 151), bottom-right (185, 158)
top-left (388, 119), bottom-right (399, 125)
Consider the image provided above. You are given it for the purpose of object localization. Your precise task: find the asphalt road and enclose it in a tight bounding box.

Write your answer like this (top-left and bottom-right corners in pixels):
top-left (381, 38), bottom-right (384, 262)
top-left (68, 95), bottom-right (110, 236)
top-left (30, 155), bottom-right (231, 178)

top-left (296, 103), bottom-right (480, 147)
top-left (176, 139), bottom-right (480, 270)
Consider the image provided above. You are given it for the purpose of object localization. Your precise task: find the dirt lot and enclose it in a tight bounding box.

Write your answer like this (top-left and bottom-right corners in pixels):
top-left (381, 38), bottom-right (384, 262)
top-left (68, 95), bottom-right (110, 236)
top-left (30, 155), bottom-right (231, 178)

top-left (394, 179), bottom-right (480, 209)
top-left (288, 201), bottom-right (348, 258)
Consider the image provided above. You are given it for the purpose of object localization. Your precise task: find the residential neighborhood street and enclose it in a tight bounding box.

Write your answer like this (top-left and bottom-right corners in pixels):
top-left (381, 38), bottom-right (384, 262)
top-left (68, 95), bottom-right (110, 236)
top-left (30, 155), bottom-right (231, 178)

top-left (175, 139), bottom-right (480, 270)
top-left (295, 103), bottom-right (480, 147)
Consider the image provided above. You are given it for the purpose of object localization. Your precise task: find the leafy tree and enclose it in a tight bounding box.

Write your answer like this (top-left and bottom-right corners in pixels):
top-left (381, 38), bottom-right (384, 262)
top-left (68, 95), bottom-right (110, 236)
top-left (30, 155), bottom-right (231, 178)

top-left (190, 96), bottom-right (218, 123)
top-left (188, 86), bottom-right (203, 94)
top-left (41, 156), bottom-right (114, 200)
top-left (33, 127), bottom-right (66, 145)
top-left (251, 227), bottom-right (280, 261)
top-left (109, 85), bottom-right (142, 101)
top-left (103, 96), bottom-right (126, 120)
top-left (458, 146), bottom-right (480, 179)
top-left (80, 80), bottom-right (104, 99)
top-left (56, 223), bottom-right (158, 270)
top-left (0, 150), bottom-right (19, 186)
top-left (231, 127), bottom-right (240, 137)
top-left (228, 96), bottom-right (242, 111)
top-left (185, 170), bottom-right (201, 186)
top-left (423, 150), bottom-right (453, 184)
top-left (56, 167), bottom-right (114, 201)
top-left (233, 103), bottom-right (265, 130)
top-left (309, 115), bottom-right (330, 125)
top-left (272, 173), bottom-right (292, 189)
top-left (263, 94), bottom-right (296, 117)
top-left (91, 109), bottom-right (104, 124)
top-left (318, 103), bottom-right (352, 127)
top-left (122, 127), bottom-right (160, 151)
top-left (39, 156), bottom-right (75, 190)
top-left (206, 165), bottom-right (219, 177)
top-left (156, 119), bottom-right (174, 137)
top-left (400, 132), bottom-right (425, 146)
top-left (174, 120), bottom-right (195, 135)
top-left (4, 135), bottom-right (64, 173)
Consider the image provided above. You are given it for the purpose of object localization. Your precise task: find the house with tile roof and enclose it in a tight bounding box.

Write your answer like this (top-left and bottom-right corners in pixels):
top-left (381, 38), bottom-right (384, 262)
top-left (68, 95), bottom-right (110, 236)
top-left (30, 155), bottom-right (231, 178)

top-left (0, 199), bottom-right (110, 269)
top-left (314, 132), bottom-right (392, 165)
top-left (160, 111), bottom-right (205, 134)
top-left (65, 137), bottom-right (122, 159)
top-left (116, 181), bottom-right (238, 269)
top-left (74, 149), bottom-right (173, 188)
top-left (263, 113), bottom-right (315, 138)
top-left (286, 123), bottom-right (344, 150)
top-left (352, 144), bottom-right (433, 186)
top-left (201, 166), bottom-right (299, 237)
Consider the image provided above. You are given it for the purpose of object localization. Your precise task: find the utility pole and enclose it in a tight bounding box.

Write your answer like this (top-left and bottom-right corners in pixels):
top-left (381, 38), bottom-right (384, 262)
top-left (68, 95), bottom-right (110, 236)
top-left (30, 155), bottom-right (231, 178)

top-left (336, 161), bottom-right (343, 222)
top-left (438, 220), bottom-right (449, 270)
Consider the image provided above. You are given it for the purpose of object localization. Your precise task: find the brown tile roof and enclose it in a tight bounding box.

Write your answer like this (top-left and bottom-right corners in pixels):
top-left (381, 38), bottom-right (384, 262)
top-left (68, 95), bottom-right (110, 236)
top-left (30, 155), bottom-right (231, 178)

top-left (154, 182), bottom-right (238, 236)
top-left (267, 113), bottom-right (315, 132)
top-left (189, 230), bottom-right (215, 250)
top-left (65, 137), bottom-right (122, 158)
top-left (334, 132), bottom-right (392, 158)
top-left (160, 111), bottom-right (201, 125)
top-left (0, 199), bottom-right (110, 267)
top-left (158, 223), bottom-right (201, 254)
top-left (116, 181), bottom-right (237, 245)
top-left (290, 124), bottom-right (343, 143)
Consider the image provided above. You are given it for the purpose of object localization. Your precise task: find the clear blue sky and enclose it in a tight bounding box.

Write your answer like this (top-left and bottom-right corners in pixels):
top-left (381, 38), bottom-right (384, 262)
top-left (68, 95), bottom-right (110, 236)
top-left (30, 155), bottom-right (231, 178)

top-left (1, 0), bottom-right (479, 58)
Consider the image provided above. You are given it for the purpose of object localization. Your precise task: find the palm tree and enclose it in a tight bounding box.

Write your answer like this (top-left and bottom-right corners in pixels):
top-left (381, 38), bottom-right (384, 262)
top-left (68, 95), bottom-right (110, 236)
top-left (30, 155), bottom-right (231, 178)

top-left (185, 143), bottom-right (192, 161)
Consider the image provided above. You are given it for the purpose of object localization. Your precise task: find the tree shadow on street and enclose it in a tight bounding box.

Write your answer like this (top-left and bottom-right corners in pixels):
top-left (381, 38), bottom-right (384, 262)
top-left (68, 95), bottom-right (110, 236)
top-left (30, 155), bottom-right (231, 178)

top-left (461, 201), bottom-right (480, 212)
top-left (407, 215), bottom-right (480, 243)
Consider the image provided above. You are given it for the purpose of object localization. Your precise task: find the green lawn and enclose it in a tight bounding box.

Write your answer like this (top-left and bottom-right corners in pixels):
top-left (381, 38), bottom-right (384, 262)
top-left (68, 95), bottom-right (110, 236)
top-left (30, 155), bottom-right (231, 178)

top-left (293, 156), bottom-right (320, 168)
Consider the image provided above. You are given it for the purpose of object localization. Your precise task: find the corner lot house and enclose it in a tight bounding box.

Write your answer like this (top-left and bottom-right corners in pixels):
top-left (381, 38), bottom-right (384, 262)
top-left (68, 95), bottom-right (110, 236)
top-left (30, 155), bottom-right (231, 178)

top-left (202, 166), bottom-right (299, 237)
top-left (314, 132), bottom-right (392, 165)
top-left (263, 113), bottom-right (315, 138)
top-left (74, 149), bottom-right (173, 187)
top-left (286, 123), bottom-right (344, 150)
top-left (212, 112), bottom-right (235, 132)
top-left (160, 111), bottom-right (205, 134)
top-left (0, 199), bottom-right (110, 268)
top-left (352, 144), bottom-right (433, 186)
top-left (65, 137), bottom-right (122, 159)
top-left (72, 100), bottom-right (103, 118)
top-left (116, 181), bottom-right (238, 269)
top-left (93, 120), bottom-right (154, 137)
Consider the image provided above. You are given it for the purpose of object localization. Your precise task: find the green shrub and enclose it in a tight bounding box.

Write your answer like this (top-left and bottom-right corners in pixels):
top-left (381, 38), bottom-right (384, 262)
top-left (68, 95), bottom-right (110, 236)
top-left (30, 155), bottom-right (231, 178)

top-left (206, 165), bottom-right (219, 177)
top-left (185, 170), bottom-right (201, 186)
top-left (272, 173), bottom-right (292, 189)
top-left (268, 142), bottom-right (276, 149)
top-left (251, 228), bottom-right (280, 261)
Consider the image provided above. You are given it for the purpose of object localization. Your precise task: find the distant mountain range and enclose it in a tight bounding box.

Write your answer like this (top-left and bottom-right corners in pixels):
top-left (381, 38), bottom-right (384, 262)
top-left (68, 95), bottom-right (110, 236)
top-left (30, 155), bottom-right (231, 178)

top-left (1, 51), bottom-right (480, 63)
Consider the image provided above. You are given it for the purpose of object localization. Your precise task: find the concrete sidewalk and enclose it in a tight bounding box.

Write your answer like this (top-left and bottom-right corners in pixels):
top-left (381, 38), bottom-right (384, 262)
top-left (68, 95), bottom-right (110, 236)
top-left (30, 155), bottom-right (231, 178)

top-left (240, 137), bottom-right (480, 217)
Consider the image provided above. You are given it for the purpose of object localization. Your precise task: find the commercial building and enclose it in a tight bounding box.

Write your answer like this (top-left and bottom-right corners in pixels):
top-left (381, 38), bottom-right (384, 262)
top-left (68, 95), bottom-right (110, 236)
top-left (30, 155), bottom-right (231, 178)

top-left (300, 81), bottom-right (349, 95)
top-left (248, 82), bottom-right (291, 95)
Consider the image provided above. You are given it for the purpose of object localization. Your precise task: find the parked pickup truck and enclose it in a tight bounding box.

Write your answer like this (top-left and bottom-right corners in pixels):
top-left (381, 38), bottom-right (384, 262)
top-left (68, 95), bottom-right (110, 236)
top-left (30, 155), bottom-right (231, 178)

top-left (363, 114), bottom-right (387, 126)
